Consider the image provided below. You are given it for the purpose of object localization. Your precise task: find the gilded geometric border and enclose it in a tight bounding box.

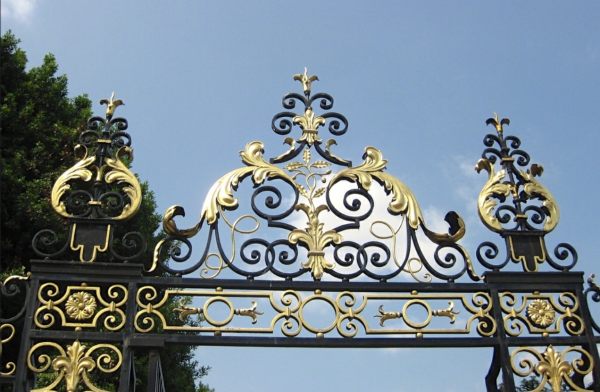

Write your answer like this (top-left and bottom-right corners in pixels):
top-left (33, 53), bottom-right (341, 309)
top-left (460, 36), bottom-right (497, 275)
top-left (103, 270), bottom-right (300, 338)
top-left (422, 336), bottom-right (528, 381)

top-left (135, 286), bottom-right (496, 338)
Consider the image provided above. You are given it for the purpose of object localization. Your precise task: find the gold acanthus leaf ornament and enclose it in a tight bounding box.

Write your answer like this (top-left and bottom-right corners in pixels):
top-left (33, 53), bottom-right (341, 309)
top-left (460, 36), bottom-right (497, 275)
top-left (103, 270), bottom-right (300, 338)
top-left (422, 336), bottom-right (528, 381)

top-left (475, 158), bottom-right (512, 232)
top-left (163, 142), bottom-right (294, 237)
top-left (51, 153), bottom-right (96, 218)
top-left (475, 158), bottom-right (559, 233)
top-left (520, 167), bottom-right (559, 232)
top-left (330, 147), bottom-right (424, 229)
top-left (104, 147), bottom-right (142, 220)
top-left (50, 146), bottom-right (141, 221)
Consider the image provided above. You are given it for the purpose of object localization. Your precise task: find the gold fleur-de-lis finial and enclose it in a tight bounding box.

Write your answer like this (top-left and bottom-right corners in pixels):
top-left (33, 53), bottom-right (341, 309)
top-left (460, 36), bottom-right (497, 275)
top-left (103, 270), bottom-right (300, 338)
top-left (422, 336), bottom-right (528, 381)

top-left (99, 92), bottom-right (124, 119)
top-left (293, 67), bottom-right (319, 96)
top-left (485, 112), bottom-right (510, 135)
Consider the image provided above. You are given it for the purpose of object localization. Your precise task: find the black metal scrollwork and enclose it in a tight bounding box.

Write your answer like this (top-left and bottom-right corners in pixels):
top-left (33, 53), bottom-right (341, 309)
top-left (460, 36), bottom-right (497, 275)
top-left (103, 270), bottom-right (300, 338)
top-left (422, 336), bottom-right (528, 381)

top-left (0, 274), bottom-right (30, 378)
top-left (32, 95), bottom-right (145, 263)
top-left (475, 115), bottom-right (577, 272)
top-left (153, 71), bottom-right (478, 282)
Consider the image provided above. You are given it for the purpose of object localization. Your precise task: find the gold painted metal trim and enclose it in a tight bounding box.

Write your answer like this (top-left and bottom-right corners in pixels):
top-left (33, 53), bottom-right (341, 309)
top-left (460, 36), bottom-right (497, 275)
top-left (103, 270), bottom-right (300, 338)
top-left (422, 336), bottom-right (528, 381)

top-left (27, 340), bottom-right (122, 392)
top-left (475, 158), bottom-right (511, 232)
top-left (34, 283), bottom-right (128, 331)
top-left (0, 323), bottom-right (17, 376)
top-left (99, 91), bottom-right (124, 118)
top-left (293, 67), bottom-right (319, 95)
top-left (135, 286), bottom-right (495, 338)
top-left (69, 223), bottom-right (112, 263)
top-left (507, 235), bottom-right (547, 272)
top-left (499, 292), bottom-right (583, 337)
top-left (331, 147), bottom-right (424, 229)
top-left (510, 345), bottom-right (593, 392)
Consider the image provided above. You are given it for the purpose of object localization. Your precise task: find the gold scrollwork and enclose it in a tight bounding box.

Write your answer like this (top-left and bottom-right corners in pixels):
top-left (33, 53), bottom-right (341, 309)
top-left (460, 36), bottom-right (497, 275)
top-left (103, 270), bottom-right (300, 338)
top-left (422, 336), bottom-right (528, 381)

top-left (475, 158), bottom-right (512, 232)
top-left (157, 141), bottom-right (294, 245)
top-left (34, 283), bottom-right (127, 331)
top-left (135, 286), bottom-right (495, 338)
top-left (331, 147), bottom-right (424, 229)
top-left (27, 340), bottom-right (122, 392)
top-left (511, 345), bottom-right (594, 392)
top-left (500, 292), bottom-right (583, 337)
top-left (475, 157), bottom-right (558, 234)
top-left (51, 146), bottom-right (141, 222)
top-left (0, 323), bottom-right (16, 376)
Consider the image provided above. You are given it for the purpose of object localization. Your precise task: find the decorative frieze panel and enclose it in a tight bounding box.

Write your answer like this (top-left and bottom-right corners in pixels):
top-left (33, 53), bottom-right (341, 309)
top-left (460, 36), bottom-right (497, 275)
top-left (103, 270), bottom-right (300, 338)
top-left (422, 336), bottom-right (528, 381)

top-left (135, 286), bottom-right (495, 338)
top-left (499, 292), bottom-right (584, 337)
top-left (34, 283), bottom-right (128, 331)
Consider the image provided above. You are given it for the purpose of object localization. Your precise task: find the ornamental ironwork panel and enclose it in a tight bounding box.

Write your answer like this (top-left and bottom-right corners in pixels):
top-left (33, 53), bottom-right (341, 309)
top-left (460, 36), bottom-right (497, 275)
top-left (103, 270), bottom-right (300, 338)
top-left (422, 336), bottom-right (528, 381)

top-left (2, 72), bottom-right (600, 392)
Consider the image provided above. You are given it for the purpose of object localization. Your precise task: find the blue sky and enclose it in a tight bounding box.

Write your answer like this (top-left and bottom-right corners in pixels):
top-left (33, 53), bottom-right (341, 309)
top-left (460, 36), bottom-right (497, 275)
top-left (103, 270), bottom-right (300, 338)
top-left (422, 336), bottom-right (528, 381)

top-left (3, 1), bottom-right (600, 391)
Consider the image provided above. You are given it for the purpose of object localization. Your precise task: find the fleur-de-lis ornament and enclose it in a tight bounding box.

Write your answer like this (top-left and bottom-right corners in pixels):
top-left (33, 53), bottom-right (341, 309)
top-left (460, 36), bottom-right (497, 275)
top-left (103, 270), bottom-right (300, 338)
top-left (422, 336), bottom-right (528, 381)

top-left (293, 67), bottom-right (319, 96)
top-left (99, 92), bottom-right (124, 119)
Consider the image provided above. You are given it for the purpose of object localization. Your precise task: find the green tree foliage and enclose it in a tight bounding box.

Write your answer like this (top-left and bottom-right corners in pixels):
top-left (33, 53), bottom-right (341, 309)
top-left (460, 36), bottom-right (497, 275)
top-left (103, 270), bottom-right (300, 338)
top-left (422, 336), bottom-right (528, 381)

top-left (0, 31), bottom-right (212, 391)
top-left (516, 375), bottom-right (571, 391)
top-left (0, 32), bottom-right (91, 272)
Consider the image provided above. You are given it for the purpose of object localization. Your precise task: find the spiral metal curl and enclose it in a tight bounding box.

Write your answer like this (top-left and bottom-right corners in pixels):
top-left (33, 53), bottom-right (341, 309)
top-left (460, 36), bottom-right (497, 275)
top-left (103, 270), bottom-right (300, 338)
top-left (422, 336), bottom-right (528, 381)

top-left (109, 231), bottom-right (147, 261)
top-left (476, 117), bottom-right (575, 272)
top-left (32, 228), bottom-right (70, 259)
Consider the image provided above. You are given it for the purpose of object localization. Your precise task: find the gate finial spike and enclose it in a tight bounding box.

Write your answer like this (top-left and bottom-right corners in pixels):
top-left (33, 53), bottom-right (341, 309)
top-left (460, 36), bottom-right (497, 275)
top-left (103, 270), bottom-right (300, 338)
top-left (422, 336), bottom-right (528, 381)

top-left (293, 67), bottom-right (319, 96)
top-left (99, 92), bottom-right (125, 119)
top-left (485, 113), bottom-right (510, 134)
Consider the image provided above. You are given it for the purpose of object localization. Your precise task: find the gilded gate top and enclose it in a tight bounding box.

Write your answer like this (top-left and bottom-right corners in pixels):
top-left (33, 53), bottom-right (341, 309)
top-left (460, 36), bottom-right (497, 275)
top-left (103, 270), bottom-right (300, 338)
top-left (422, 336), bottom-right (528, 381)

top-left (33, 95), bottom-right (145, 263)
top-left (50, 93), bottom-right (140, 221)
top-left (475, 114), bottom-right (577, 272)
top-left (152, 71), bottom-right (479, 282)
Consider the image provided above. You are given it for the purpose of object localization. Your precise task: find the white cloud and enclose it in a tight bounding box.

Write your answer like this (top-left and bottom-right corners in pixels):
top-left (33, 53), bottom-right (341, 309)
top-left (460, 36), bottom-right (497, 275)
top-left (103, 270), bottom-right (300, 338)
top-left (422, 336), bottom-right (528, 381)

top-left (2, 0), bottom-right (38, 23)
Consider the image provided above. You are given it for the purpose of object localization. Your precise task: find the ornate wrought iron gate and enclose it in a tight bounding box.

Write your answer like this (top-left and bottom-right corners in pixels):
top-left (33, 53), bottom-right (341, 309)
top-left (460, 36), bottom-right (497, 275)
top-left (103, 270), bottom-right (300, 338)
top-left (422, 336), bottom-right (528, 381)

top-left (2, 71), bottom-right (600, 391)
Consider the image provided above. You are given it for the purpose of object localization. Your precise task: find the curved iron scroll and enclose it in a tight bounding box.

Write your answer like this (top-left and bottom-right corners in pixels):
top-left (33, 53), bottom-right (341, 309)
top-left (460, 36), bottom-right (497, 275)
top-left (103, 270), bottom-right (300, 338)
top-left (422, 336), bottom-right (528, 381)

top-left (152, 70), bottom-right (479, 282)
top-left (32, 94), bottom-right (147, 263)
top-left (475, 115), bottom-right (577, 272)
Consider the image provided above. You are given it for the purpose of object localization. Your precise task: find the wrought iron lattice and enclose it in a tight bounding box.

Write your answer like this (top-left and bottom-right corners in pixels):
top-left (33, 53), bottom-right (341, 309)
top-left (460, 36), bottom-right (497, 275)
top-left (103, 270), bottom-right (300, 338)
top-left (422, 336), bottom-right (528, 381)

top-left (2, 72), bottom-right (600, 392)
top-left (31, 93), bottom-right (146, 264)
top-left (152, 68), bottom-right (477, 283)
top-left (475, 115), bottom-right (577, 272)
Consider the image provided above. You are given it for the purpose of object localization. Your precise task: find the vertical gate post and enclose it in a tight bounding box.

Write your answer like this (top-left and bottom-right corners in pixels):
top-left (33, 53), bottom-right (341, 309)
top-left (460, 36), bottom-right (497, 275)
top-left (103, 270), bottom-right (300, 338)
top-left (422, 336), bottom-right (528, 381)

top-left (13, 275), bottom-right (38, 391)
top-left (119, 280), bottom-right (141, 392)
top-left (577, 285), bottom-right (600, 390)
top-left (488, 285), bottom-right (516, 391)
top-left (147, 350), bottom-right (166, 392)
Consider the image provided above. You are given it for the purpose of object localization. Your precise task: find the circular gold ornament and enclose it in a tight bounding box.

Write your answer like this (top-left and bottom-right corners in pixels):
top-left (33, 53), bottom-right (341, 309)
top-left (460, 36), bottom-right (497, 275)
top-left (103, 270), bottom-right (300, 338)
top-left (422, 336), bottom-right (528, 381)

top-left (65, 291), bottom-right (97, 320)
top-left (526, 299), bottom-right (555, 328)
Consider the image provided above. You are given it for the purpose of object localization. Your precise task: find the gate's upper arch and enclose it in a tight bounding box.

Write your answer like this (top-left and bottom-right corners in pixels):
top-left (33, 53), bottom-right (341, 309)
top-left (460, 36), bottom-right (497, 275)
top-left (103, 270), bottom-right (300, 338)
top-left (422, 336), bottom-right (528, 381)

top-left (3, 70), bottom-right (598, 392)
top-left (150, 69), bottom-right (478, 282)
